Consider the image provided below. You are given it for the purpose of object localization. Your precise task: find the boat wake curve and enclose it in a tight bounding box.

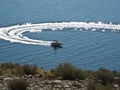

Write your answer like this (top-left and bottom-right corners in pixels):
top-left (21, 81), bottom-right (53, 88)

top-left (0, 22), bottom-right (120, 46)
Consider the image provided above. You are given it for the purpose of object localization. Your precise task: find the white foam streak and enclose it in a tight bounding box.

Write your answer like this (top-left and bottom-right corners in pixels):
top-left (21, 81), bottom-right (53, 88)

top-left (0, 22), bottom-right (120, 46)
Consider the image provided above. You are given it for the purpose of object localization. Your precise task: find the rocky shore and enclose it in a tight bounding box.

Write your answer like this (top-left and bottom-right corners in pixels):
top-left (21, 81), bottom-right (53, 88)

top-left (0, 62), bottom-right (120, 90)
top-left (0, 75), bottom-right (87, 90)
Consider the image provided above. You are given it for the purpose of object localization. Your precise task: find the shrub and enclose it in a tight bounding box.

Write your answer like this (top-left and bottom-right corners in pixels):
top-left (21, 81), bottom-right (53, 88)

top-left (0, 62), bottom-right (20, 70)
top-left (0, 62), bottom-right (21, 75)
top-left (96, 68), bottom-right (114, 85)
top-left (37, 68), bottom-right (46, 78)
top-left (8, 79), bottom-right (29, 90)
top-left (87, 72), bottom-right (96, 90)
top-left (112, 70), bottom-right (120, 77)
top-left (21, 64), bottom-right (38, 75)
top-left (95, 84), bottom-right (113, 90)
top-left (87, 83), bottom-right (95, 90)
top-left (46, 71), bottom-right (54, 78)
top-left (0, 63), bottom-right (39, 75)
top-left (53, 62), bottom-right (86, 80)
top-left (0, 68), bottom-right (3, 76)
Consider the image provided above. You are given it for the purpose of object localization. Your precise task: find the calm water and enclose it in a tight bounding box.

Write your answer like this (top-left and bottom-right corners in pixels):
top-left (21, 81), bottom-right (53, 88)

top-left (0, 0), bottom-right (120, 70)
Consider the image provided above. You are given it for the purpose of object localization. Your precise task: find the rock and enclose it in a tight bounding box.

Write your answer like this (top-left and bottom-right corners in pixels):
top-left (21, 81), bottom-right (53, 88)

top-left (54, 85), bottom-right (62, 88)
top-left (0, 75), bottom-right (87, 90)
top-left (13, 77), bottom-right (20, 79)
top-left (64, 84), bottom-right (69, 88)
top-left (0, 84), bottom-right (4, 87)
top-left (55, 77), bottom-right (62, 80)
top-left (113, 84), bottom-right (119, 88)
top-left (0, 76), bottom-right (4, 80)
top-left (23, 74), bottom-right (28, 77)
top-left (34, 74), bottom-right (40, 78)
top-left (1, 87), bottom-right (7, 90)
top-left (52, 80), bottom-right (62, 84)
top-left (3, 77), bottom-right (13, 82)
top-left (27, 75), bottom-right (33, 78)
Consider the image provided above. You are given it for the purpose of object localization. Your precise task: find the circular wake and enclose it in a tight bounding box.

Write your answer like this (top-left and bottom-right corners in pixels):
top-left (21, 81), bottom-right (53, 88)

top-left (0, 22), bottom-right (120, 46)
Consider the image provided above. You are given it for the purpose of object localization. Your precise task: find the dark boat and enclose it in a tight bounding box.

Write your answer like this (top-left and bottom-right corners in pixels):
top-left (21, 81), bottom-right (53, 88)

top-left (51, 40), bottom-right (63, 49)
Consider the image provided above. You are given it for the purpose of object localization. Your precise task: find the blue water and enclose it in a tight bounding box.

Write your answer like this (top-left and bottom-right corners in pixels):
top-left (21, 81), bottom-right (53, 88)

top-left (0, 0), bottom-right (120, 70)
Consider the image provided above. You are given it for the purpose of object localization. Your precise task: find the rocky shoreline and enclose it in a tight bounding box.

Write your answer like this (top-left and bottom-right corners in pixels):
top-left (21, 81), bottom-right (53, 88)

top-left (0, 75), bottom-right (87, 90)
top-left (0, 62), bottom-right (120, 90)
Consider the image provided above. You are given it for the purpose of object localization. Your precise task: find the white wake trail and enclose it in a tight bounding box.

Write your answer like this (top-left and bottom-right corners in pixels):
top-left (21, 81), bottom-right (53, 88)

top-left (0, 22), bottom-right (120, 46)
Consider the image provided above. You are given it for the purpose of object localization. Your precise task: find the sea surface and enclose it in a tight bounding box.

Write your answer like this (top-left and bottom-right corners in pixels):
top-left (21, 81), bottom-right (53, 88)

top-left (0, 0), bottom-right (120, 70)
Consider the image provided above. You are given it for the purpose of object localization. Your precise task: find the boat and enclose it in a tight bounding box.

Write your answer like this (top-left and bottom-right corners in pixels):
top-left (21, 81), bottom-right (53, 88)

top-left (51, 40), bottom-right (63, 49)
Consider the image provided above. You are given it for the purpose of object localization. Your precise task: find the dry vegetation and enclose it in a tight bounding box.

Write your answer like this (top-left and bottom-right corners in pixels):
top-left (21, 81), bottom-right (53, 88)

top-left (0, 62), bottom-right (120, 90)
top-left (8, 79), bottom-right (29, 90)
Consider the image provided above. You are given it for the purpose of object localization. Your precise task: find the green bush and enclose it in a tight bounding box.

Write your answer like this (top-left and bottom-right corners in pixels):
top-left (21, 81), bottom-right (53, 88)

top-left (53, 62), bottom-right (86, 80)
top-left (8, 79), bottom-right (29, 90)
top-left (112, 70), bottom-right (120, 77)
top-left (96, 68), bottom-right (114, 85)
top-left (0, 63), bottom-right (38, 75)
top-left (0, 62), bottom-right (20, 70)
top-left (21, 64), bottom-right (38, 75)
top-left (0, 68), bottom-right (3, 76)
top-left (0, 62), bottom-right (21, 75)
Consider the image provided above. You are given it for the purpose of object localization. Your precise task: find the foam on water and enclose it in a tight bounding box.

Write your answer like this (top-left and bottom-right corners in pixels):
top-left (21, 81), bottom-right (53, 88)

top-left (0, 22), bottom-right (120, 46)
